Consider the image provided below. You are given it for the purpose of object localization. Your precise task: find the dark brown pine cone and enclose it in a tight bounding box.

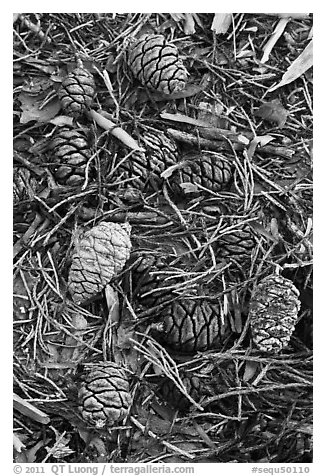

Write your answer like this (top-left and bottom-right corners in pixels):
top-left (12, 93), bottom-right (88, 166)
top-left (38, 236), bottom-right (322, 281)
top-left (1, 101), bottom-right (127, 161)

top-left (168, 152), bottom-right (233, 196)
top-left (117, 130), bottom-right (179, 192)
top-left (58, 67), bottom-right (96, 117)
top-left (160, 296), bottom-right (230, 353)
top-left (128, 34), bottom-right (188, 95)
top-left (216, 225), bottom-right (256, 263)
top-left (129, 250), bottom-right (176, 308)
top-left (157, 374), bottom-right (201, 410)
top-left (78, 362), bottom-right (131, 428)
top-left (249, 274), bottom-right (301, 353)
top-left (49, 127), bottom-right (92, 186)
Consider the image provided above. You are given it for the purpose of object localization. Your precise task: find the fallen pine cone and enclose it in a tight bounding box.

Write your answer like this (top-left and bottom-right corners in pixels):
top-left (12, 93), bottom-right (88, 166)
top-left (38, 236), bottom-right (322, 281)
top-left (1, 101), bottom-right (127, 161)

top-left (216, 225), bottom-right (256, 263)
top-left (78, 362), bottom-right (131, 428)
top-left (160, 296), bottom-right (230, 353)
top-left (249, 274), bottom-right (301, 353)
top-left (58, 67), bottom-right (96, 118)
top-left (128, 34), bottom-right (188, 95)
top-left (68, 222), bottom-right (132, 305)
top-left (157, 374), bottom-right (201, 410)
top-left (129, 251), bottom-right (176, 308)
top-left (168, 152), bottom-right (233, 196)
top-left (117, 129), bottom-right (179, 192)
top-left (49, 127), bottom-right (92, 186)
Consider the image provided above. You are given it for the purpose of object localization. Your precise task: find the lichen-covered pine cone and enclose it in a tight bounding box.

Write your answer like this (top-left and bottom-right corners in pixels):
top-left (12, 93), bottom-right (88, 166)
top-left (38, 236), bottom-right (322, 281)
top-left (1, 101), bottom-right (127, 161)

top-left (68, 222), bottom-right (132, 304)
top-left (168, 152), bottom-right (233, 196)
top-left (161, 297), bottom-right (230, 353)
top-left (117, 130), bottom-right (178, 191)
top-left (78, 362), bottom-right (131, 428)
top-left (58, 67), bottom-right (96, 117)
top-left (49, 127), bottom-right (92, 186)
top-left (128, 34), bottom-right (188, 95)
top-left (249, 274), bottom-right (301, 353)
top-left (217, 226), bottom-right (255, 262)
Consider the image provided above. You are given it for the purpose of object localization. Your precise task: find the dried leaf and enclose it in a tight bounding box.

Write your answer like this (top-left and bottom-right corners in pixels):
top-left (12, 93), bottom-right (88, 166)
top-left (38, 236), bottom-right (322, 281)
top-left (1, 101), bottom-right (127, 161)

top-left (183, 14), bottom-right (196, 35)
top-left (115, 322), bottom-right (141, 372)
top-left (193, 421), bottom-right (218, 450)
top-left (270, 218), bottom-right (280, 241)
top-left (197, 103), bottom-right (226, 129)
top-left (236, 50), bottom-right (255, 59)
top-left (160, 111), bottom-right (210, 128)
top-left (13, 394), bottom-right (50, 425)
top-left (13, 433), bottom-right (26, 453)
top-left (19, 92), bottom-right (61, 124)
top-left (243, 361), bottom-right (260, 383)
top-left (158, 83), bottom-right (202, 100)
top-left (256, 135), bottom-right (275, 147)
top-left (250, 220), bottom-right (279, 243)
top-left (104, 284), bottom-right (119, 315)
top-left (270, 13), bottom-right (310, 19)
top-left (161, 163), bottom-right (182, 179)
top-left (60, 314), bottom-right (88, 363)
top-left (269, 39), bottom-right (313, 92)
top-left (261, 18), bottom-right (290, 64)
top-left (246, 135), bottom-right (275, 160)
top-left (180, 182), bottom-right (199, 194)
top-left (49, 115), bottom-right (74, 127)
top-left (255, 100), bottom-right (288, 128)
top-left (170, 13), bottom-right (184, 22)
top-left (211, 13), bottom-right (232, 34)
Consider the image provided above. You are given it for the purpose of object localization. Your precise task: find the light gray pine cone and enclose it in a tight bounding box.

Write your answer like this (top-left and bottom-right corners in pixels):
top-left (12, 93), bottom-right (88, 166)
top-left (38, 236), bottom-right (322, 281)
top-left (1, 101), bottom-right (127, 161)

top-left (68, 222), bottom-right (132, 305)
top-left (249, 274), bottom-right (301, 353)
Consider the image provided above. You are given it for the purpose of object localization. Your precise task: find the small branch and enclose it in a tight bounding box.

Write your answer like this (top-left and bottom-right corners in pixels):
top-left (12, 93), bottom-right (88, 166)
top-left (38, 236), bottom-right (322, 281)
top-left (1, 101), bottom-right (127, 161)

top-left (88, 109), bottom-right (144, 151)
top-left (167, 128), bottom-right (294, 159)
top-left (161, 112), bottom-right (252, 143)
top-left (13, 393), bottom-right (50, 425)
top-left (14, 151), bottom-right (45, 178)
top-left (13, 213), bottom-right (50, 258)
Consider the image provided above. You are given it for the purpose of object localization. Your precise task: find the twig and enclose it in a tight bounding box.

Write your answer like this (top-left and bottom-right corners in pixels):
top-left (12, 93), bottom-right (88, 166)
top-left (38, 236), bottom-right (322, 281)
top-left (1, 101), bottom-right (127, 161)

top-left (14, 151), bottom-right (45, 177)
top-left (13, 213), bottom-right (50, 258)
top-left (13, 393), bottom-right (50, 425)
top-left (88, 109), bottom-right (144, 151)
top-left (130, 335), bottom-right (204, 411)
top-left (162, 184), bottom-right (188, 228)
top-left (202, 382), bottom-right (310, 407)
top-left (130, 416), bottom-right (195, 460)
top-left (167, 128), bottom-right (294, 159)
